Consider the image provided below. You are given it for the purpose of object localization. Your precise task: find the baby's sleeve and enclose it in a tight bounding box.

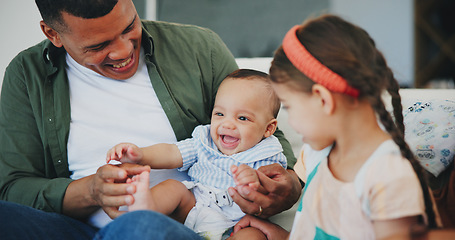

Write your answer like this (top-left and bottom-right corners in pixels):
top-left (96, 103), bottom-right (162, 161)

top-left (175, 138), bottom-right (198, 171)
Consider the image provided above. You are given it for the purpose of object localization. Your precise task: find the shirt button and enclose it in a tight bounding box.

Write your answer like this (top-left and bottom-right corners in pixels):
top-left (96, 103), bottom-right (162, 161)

top-left (48, 118), bottom-right (52, 122)
top-left (57, 159), bottom-right (62, 163)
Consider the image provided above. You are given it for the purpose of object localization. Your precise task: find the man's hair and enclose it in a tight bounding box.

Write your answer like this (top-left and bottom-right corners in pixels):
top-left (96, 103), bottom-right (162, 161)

top-left (35, 0), bottom-right (118, 32)
top-left (225, 69), bottom-right (281, 118)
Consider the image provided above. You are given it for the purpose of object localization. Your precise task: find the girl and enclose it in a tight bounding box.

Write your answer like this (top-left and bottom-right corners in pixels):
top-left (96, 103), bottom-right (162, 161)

top-left (231, 14), bottom-right (435, 240)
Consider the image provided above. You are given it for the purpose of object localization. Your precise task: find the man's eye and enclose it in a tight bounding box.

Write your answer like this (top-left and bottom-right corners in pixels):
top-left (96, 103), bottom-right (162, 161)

top-left (87, 43), bottom-right (107, 52)
top-left (124, 25), bottom-right (134, 34)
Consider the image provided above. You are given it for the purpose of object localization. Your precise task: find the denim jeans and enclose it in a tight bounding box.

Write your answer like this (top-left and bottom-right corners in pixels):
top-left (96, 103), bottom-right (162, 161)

top-left (95, 210), bottom-right (203, 240)
top-left (0, 200), bottom-right (202, 240)
top-left (0, 200), bottom-right (97, 240)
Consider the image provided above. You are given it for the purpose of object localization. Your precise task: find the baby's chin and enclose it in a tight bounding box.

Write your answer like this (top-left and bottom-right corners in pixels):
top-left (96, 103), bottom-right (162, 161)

top-left (217, 142), bottom-right (249, 156)
top-left (217, 146), bottom-right (238, 156)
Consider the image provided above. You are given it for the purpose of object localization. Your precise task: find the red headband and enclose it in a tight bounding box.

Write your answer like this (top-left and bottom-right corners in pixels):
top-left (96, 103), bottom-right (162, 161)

top-left (282, 25), bottom-right (360, 98)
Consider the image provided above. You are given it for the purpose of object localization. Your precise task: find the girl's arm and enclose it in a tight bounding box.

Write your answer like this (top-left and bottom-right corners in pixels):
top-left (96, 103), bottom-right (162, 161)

top-left (373, 216), bottom-right (419, 240)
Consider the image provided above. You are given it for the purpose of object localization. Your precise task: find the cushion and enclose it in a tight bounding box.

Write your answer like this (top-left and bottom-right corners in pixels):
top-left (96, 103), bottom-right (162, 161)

top-left (403, 99), bottom-right (455, 177)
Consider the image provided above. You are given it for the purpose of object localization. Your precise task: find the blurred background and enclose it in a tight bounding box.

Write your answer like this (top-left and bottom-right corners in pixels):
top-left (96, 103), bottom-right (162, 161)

top-left (1, 0), bottom-right (454, 88)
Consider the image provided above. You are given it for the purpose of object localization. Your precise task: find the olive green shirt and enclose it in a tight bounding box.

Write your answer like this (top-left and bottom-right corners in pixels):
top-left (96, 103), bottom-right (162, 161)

top-left (0, 20), bottom-right (296, 214)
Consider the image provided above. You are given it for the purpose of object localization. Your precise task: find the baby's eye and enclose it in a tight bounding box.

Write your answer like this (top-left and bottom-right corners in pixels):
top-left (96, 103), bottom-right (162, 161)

top-left (238, 116), bottom-right (248, 121)
top-left (215, 112), bottom-right (224, 117)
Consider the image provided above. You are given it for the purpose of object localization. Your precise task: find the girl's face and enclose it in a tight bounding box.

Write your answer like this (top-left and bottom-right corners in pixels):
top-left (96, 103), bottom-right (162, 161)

top-left (271, 82), bottom-right (332, 150)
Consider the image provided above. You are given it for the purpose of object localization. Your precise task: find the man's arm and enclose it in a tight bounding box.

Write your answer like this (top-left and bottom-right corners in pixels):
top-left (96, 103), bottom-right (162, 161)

top-left (0, 56), bottom-right (150, 220)
top-left (0, 62), bottom-right (71, 213)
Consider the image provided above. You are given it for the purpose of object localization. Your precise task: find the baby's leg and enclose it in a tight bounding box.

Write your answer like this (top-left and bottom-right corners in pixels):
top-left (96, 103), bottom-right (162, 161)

top-left (152, 179), bottom-right (196, 223)
top-left (129, 174), bottom-right (196, 224)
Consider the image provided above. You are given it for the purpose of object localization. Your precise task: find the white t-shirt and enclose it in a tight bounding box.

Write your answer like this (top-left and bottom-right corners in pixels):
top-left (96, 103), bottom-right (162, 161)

top-left (66, 49), bottom-right (190, 227)
top-left (289, 141), bottom-right (425, 240)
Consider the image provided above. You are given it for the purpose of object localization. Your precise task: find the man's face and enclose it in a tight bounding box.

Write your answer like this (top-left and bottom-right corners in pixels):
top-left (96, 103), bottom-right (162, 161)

top-left (54, 0), bottom-right (142, 80)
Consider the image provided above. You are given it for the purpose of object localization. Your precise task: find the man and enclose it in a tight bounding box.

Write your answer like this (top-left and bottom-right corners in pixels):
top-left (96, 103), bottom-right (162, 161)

top-left (0, 0), bottom-right (301, 239)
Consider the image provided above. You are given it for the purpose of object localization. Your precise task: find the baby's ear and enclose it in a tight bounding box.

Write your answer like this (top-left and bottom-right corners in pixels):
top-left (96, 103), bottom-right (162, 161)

top-left (264, 119), bottom-right (278, 138)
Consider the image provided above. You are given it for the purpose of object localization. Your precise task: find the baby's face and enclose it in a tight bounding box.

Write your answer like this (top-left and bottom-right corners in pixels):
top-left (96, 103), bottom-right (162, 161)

top-left (210, 78), bottom-right (275, 156)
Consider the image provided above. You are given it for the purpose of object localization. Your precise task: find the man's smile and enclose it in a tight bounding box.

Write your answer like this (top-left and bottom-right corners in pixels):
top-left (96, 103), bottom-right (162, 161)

top-left (112, 56), bottom-right (132, 68)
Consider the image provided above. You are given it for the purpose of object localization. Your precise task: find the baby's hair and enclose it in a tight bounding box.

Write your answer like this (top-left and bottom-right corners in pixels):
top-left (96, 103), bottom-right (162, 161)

top-left (224, 69), bottom-right (281, 119)
top-left (270, 14), bottom-right (436, 227)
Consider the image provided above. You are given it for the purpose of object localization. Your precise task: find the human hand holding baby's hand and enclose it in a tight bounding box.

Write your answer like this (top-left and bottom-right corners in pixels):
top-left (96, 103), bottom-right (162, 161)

top-left (231, 164), bottom-right (260, 191)
top-left (106, 143), bottom-right (143, 164)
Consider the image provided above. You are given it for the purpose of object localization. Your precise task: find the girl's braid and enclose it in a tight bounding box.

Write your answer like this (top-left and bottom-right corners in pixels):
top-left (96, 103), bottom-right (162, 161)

top-left (373, 50), bottom-right (437, 228)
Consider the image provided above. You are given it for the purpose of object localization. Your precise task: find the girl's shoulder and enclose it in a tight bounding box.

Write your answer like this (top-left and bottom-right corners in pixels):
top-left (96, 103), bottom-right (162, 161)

top-left (356, 140), bottom-right (416, 185)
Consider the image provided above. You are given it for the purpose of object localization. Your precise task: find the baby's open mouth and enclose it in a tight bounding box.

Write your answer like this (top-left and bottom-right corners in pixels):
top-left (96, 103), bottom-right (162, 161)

top-left (221, 135), bottom-right (239, 147)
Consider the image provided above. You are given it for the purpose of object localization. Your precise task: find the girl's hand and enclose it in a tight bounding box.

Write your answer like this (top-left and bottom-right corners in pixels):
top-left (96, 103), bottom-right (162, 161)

top-left (233, 214), bottom-right (289, 240)
top-left (106, 143), bottom-right (143, 164)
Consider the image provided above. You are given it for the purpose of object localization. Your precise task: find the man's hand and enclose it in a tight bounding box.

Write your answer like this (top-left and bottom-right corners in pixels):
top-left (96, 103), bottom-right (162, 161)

top-left (63, 163), bottom-right (150, 220)
top-left (228, 163), bottom-right (302, 218)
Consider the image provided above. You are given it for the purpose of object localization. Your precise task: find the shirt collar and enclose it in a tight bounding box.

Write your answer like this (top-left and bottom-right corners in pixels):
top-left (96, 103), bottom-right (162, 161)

top-left (140, 21), bottom-right (155, 62)
top-left (193, 125), bottom-right (283, 163)
top-left (41, 40), bottom-right (65, 75)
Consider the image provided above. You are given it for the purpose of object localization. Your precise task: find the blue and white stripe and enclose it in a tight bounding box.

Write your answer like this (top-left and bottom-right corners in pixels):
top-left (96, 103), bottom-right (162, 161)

top-left (176, 125), bottom-right (287, 189)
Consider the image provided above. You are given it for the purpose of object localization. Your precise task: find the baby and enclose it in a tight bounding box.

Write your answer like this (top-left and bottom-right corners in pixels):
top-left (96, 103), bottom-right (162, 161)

top-left (106, 69), bottom-right (287, 239)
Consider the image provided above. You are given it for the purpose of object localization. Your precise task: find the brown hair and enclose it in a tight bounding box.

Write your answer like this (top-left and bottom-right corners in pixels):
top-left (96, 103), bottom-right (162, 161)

top-left (270, 14), bottom-right (436, 227)
top-left (224, 69), bottom-right (281, 118)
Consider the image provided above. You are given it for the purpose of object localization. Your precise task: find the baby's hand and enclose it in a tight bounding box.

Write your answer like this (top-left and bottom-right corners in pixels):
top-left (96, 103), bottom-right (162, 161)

top-left (231, 164), bottom-right (260, 191)
top-left (106, 143), bottom-right (143, 164)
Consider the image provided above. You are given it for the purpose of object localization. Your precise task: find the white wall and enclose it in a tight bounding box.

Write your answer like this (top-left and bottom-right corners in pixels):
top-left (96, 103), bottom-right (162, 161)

top-left (145, 0), bottom-right (157, 20)
top-left (0, 2), bottom-right (44, 84)
top-left (330, 0), bottom-right (414, 87)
